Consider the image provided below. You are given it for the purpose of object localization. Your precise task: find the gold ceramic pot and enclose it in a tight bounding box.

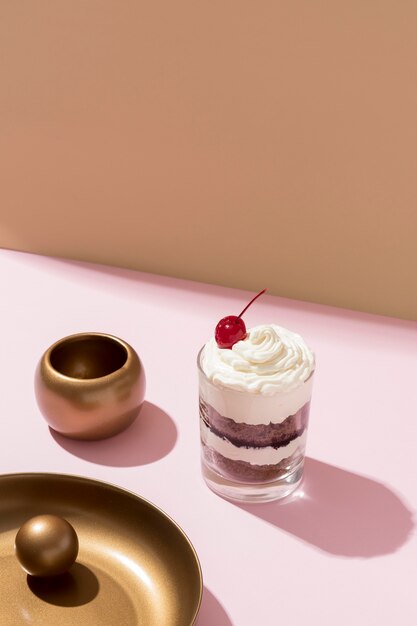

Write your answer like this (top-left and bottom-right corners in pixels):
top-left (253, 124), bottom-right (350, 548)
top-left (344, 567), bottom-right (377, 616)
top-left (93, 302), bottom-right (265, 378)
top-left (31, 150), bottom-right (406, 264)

top-left (35, 332), bottom-right (146, 440)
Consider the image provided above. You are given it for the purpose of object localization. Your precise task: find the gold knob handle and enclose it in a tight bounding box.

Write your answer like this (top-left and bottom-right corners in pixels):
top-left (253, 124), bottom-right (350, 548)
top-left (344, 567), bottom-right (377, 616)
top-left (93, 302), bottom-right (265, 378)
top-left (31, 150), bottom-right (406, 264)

top-left (15, 515), bottom-right (79, 577)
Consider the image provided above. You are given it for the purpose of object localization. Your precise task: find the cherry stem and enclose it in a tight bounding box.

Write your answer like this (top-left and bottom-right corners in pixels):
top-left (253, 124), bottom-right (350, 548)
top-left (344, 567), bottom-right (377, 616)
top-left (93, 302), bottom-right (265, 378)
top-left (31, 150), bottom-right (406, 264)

top-left (237, 289), bottom-right (267, 319)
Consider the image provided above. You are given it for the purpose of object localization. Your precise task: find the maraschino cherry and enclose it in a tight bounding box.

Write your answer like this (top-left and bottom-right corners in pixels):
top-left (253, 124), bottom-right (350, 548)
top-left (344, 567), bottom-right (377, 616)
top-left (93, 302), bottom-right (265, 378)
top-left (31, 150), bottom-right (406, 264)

top-left (215, 289), bottom-right (266, 349)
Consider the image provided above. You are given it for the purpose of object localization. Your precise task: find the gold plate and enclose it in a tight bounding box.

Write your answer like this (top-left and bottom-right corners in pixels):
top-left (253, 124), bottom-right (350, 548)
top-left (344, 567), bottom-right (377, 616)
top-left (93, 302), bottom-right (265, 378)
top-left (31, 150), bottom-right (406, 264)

top-left (0, 474), bottom-right (202, 625)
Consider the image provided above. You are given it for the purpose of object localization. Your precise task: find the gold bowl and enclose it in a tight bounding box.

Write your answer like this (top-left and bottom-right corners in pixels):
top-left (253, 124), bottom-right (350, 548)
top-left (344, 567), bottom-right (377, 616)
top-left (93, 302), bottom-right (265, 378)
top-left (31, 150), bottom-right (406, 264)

top-left (35, 332), bottom-right (146, 440)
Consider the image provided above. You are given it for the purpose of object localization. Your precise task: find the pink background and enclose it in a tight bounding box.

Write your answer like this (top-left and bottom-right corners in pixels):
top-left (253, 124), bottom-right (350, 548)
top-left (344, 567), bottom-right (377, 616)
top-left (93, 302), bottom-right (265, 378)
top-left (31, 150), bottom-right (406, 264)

top-left (1, 249), bottom-right (416, 624)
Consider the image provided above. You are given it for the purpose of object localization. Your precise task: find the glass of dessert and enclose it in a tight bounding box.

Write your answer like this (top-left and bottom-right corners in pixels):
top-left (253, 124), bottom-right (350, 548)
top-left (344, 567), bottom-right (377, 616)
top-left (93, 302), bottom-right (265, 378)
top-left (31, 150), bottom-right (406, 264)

top-left (198, 290), bottom-right (315, 503)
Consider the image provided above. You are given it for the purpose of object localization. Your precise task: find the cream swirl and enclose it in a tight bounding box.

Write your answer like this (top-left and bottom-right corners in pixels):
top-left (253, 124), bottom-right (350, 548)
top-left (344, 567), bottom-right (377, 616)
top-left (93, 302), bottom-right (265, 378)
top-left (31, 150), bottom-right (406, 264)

top-left (200, 324), bottom-right (315, 395)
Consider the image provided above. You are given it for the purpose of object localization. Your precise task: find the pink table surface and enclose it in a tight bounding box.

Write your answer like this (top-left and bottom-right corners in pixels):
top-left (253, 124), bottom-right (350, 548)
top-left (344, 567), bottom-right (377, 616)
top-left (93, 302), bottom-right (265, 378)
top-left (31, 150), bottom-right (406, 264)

top-left (1, 248), bottom-right (416, 625)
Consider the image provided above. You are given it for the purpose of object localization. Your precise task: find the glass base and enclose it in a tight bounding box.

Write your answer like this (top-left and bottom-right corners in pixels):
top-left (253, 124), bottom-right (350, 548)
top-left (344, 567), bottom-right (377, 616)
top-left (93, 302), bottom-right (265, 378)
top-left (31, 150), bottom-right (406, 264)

top-left (202, 457), bottom-right (304, 503)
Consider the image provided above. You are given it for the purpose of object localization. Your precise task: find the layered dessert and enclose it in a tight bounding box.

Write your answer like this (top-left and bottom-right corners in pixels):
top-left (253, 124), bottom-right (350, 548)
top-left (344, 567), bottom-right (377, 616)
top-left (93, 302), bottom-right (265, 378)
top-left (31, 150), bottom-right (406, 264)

top-left (198, 323), bottom-right (315, 486)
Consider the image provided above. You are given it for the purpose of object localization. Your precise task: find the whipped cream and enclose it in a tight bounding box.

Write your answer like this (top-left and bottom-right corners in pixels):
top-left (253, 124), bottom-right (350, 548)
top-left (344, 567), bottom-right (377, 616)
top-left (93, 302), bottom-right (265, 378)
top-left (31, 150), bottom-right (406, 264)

top-left (200, 324), bottom-right (315, 396)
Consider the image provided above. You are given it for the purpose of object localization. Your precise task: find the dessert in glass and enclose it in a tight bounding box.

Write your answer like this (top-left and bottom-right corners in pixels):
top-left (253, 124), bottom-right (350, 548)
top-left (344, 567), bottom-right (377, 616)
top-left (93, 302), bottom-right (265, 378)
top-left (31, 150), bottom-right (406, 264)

top-left (198, 298), bottom-right (315, 502)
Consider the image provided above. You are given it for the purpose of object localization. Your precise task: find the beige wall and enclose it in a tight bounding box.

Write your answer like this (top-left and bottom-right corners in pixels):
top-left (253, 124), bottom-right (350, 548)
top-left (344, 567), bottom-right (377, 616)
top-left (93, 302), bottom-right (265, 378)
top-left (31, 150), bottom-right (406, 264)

top-left (1, 2), bottom-right (416, 321)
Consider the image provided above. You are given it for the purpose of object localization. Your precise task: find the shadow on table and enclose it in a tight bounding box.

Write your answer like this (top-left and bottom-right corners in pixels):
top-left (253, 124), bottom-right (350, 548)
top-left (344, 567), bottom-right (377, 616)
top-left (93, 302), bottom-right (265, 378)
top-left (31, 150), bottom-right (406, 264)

top-left (196, 586), bottom-right (234, 626)
top-left (237, 458), bottom-right (414, 558)
top-left (50, 401), bottom-right (177, 467)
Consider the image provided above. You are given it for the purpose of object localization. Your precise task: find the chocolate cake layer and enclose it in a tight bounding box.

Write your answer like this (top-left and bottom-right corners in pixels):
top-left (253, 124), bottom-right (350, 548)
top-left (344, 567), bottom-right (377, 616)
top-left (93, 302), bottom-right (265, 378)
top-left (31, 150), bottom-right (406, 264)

top-left (199, 398), bottom-right (310, 448)
top-left (202, 443), bottom-right (303, 483)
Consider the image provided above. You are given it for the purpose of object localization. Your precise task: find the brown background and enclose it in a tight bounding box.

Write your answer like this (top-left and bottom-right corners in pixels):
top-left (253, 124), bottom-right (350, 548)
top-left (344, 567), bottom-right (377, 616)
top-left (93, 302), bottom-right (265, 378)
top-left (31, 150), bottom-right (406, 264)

top-left (1, 1), bottom-right (416, 321)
